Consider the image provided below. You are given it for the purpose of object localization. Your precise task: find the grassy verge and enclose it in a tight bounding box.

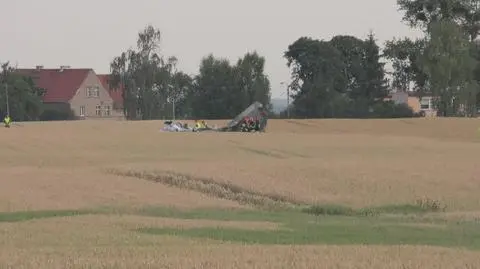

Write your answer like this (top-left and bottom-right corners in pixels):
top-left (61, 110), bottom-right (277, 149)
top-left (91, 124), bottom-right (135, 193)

top-left (0, 209), bottom-right (96, 222)
top-left (134, 206), bottom-right (300, 223)
top-left (302, 199), bottom-right (447, 217)
top-left (1, 201), bottom-right (476, 250)
top-left (136, 206), bottom-right (480, 249)
top-left (138, 219), bottom-right (480, 248)
top-left (133, 203), bottom-right (480, 250)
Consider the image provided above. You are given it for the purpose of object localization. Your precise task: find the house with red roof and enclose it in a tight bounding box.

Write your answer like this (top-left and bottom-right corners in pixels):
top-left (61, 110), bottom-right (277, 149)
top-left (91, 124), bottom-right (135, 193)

top-left (16, 66), bottom-right (124, 119)
top-left (97, 74), bottom-right (124, 112)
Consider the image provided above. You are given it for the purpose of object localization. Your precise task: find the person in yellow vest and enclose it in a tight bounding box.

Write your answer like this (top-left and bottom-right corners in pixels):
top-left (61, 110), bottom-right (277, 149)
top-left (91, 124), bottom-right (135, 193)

top-left (195, 120), bottom-right (202, 129)
top-left (3, 115), bottom-right (11, 128)
top-left (195, 120), bottom-right (208, 129)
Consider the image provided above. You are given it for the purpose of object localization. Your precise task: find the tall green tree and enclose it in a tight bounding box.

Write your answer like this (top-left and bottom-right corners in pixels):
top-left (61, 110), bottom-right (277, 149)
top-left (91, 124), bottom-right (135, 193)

top-left (383, 38), bottom-right (429, 93)
top-left (234, 52), bottom-right (272, 112)
top-left (169, 70), bottom-right (194, 119)
top-left (109, 25), bottom-right (190, 120)
top-left (397, 0), bottom-right (468, 30)
top-left (330, 33), bottom-right (388, 114)
top-left (285, 34), bottom-right (391, 118)
top-left (284, 37), bottom-right (348, 117)
top-left (330, 35), bottom-right (366, 100)
top-left (191, 52), bottom-right (271, 119)
top-left (420, 20), bottom-right (478, 116)
top-left (459, 0), bottom-right (480, 41)
top-left (191, 54), bottom-right (237, 119)
top-left (0, 62), bottom-right (44, 121)
top-left (473, 40), bottom-right (480, 108)
top-left (394, 0), bottom-right (480, 116)
top-left (362, 32), bottom-right (389, 102)
top-left (397, 0), bottom-right (479, 41)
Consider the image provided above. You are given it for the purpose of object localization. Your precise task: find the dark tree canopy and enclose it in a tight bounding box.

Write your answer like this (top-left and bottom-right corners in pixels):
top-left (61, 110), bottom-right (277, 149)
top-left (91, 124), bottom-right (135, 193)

top-left (108, 25), bottom-right (271, 120)
top-left (191, 53), bottom-right (271, 119)
top-left (390, 0), bottom-right (480, 117)
top-left (284, 33), bottom-right (394, 118)
top-left (0, 62), bottom-right (45, 121)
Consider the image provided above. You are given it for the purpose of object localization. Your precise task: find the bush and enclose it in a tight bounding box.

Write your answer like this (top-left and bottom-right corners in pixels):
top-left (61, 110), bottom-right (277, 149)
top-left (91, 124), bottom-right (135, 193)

top-left (302, 204), bottom-right (354, 216)
top-left (370, 101), bottom-right (418, 118)
top-left (415, 197), bottom-right (447, 212)
top-left (39, 108), bottom-right (76, 121)
top-left (282, 99), bottom-right (421, 119)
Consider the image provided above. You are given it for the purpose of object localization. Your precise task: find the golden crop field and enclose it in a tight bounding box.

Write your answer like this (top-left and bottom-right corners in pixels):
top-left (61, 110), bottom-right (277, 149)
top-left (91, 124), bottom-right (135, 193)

top-left (1, 118), bottom-right (480, 268)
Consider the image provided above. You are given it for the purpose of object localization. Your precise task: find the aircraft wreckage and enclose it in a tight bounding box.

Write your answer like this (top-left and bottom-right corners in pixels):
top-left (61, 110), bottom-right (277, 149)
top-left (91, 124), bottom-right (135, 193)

top-left (161, 102), bottom-right (268, 133)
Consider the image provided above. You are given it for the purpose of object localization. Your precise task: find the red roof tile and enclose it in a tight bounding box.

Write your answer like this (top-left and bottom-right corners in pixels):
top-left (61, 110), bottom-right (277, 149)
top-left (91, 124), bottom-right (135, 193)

top-left (97, 74), bottom-right (124, 105)
top-left (16, 68), bottom-right (90, 103)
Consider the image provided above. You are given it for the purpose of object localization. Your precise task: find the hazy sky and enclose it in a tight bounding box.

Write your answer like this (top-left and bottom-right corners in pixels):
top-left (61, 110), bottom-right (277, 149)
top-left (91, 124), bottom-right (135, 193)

top-left (1, 0), bottom-right (423, 98)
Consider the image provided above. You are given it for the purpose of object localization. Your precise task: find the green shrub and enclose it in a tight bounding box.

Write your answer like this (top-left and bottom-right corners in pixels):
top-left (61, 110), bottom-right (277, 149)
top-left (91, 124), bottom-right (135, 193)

top-left (415, 197), bottom-right (447, 212)
top-left (302, 204), bottom-right (354, 216)
top-left (370, 101), bottom-right (418, 118)
top-left (40, 108), bottom-right (76, 121)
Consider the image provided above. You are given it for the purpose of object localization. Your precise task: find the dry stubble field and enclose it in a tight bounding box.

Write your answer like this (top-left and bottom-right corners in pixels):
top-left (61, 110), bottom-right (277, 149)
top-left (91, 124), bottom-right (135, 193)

top-left (1, 118), bottom-right (480, 268)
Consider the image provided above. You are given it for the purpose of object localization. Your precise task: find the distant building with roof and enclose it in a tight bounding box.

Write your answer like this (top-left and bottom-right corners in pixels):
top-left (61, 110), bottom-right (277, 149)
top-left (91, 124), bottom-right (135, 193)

top-left (16, 65), bottom-right (124, 119)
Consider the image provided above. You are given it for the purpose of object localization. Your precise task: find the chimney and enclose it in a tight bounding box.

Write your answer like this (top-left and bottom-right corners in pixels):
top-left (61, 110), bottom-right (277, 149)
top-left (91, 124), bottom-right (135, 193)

top-left (35, 65), bottom-right (43, 71)
top-left (59, 65), bottom-right (70, 72)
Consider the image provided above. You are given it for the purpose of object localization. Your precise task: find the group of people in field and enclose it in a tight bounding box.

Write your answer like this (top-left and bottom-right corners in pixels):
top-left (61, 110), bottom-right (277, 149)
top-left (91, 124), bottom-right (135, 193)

top-left (162, 119), bottom-right (211, 132)
top-left (239, 116), bottom-right (264, 132)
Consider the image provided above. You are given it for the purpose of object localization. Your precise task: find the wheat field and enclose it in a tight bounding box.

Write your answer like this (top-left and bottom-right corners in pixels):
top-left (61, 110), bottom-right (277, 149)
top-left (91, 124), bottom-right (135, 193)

top-left (1, 118), bottom-right (480, 268)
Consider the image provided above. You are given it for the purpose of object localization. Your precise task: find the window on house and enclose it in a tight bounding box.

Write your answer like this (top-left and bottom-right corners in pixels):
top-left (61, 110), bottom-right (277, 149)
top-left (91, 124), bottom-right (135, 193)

top-left (420, 98), bottom-right (431, 110)
top-left (86, 86), bottom-right (100, 98)
top-left (80, 106), bottom-right (85, 117)
top-left (104, 105), bottom-right (111, 116)
top-left (96, 105), bottom-right (101, 116)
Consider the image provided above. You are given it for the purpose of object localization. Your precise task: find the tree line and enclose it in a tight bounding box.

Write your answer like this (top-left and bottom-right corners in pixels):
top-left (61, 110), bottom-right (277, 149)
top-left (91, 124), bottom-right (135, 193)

top-left (109, 26), bottom-right (408, 120)
top-left (1, 0), bottom-right (479, 121)
top-left (383, 0), bottom-right (480, 117)
top-left (285, 0), bottom-right (480, 118)
top-left (108, 26), bottom-right (271, 120)
top-left (0, 63), bottom-right (45, 121)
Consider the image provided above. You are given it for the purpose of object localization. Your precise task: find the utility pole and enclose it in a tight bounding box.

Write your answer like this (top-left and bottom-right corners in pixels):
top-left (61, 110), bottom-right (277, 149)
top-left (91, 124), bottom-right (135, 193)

top-left (4, 83), bottom-right (8, 117)
top-left (168, 59), bottom-right (177, 121)
top-left (280, 82), bottom-right (290, 119)
top-left (286, 84), bottom-right (290, 119)
top-left (168, 83), bottom-right (175, 120)
top-left (172, 97), bottom-right (175, 121)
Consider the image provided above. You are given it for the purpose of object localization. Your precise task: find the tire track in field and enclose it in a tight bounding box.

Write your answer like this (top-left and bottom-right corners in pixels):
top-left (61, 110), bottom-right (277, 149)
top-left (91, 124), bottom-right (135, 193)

top-left (108, 169), bottom-right (305, 209)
